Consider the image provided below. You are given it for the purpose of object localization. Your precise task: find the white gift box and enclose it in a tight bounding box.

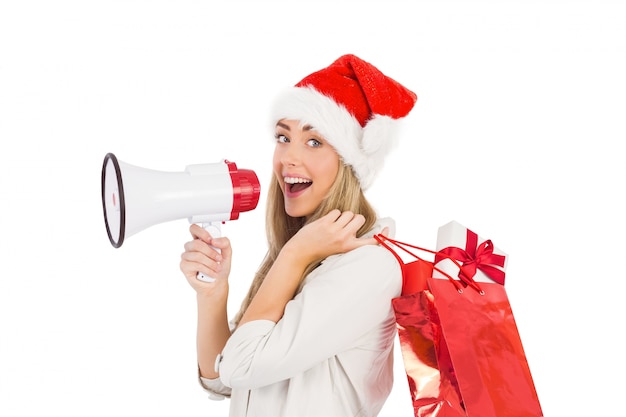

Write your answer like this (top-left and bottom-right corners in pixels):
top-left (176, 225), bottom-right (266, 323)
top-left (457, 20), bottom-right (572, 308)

top-left (432, 220), bottom-right (508, 285)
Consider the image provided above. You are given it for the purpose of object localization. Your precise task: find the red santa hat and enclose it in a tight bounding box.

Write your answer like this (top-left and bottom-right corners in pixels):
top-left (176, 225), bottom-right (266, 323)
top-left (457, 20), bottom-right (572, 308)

top-left (270, 54), bottom-right (417, 189)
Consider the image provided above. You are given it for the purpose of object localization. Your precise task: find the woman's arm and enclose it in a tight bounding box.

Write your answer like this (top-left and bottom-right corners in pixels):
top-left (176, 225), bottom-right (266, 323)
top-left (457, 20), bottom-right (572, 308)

top-left (237, 244), bottom-right (308, 326)
top-left (180, 224), bottom-right (234, 379)
top-left (195, 284), bottom-right (231, 379)
top-left (218, 242), bottom-right (402, 388)
top-left (238, 210), bottom-right (378, 327)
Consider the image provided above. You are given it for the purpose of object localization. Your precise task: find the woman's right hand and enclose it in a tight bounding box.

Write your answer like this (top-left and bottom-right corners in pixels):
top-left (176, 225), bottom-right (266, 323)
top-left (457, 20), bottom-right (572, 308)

top-left (180, 224), bottom-right (232, 295)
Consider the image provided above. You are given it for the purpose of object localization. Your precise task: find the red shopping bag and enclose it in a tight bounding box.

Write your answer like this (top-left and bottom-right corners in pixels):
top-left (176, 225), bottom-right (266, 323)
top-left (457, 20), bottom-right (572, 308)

top-left (375, 234), bottom-right (543, 417)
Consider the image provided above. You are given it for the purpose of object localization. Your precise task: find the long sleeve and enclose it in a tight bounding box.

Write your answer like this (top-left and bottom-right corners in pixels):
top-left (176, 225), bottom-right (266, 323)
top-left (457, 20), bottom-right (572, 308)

top-left (198, 373), bottom-right (232, 400)
top-left (217, 242), bottom-right (401, 389)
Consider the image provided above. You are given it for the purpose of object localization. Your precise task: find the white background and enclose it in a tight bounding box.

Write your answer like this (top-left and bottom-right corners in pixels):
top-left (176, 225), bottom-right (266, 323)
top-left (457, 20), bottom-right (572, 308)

top-left (1, 1), bottom-right (624, 416)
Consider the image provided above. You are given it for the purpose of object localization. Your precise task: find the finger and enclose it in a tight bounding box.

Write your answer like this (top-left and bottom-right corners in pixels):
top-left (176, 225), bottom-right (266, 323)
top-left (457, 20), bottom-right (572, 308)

top-left (181, 246), bottom-right (223, 276)
top-left (207, 236), bottom-right (229, 250)
top-left (181, 240), bottom-right (223, 267)
top-left (181, 250), bottom-right (222, 271)
top-left (344, 212), bottom-right (365, 231)
top-left (184, 239), bottom-right (223, 261)
top-left (200, 237), bottom-right (229, 264)
top-left (333, 210), bottom-right (356, 227)
top-left (210, 237), bottom-right (232, 261)
top-left (182, 261), bottom-right (219, 282)
top-left (324, 209), bottom-right (342, 223)
top-left (189, 223), bottom-right (220, 244)
top-left (351, 213), bottom-right (366, 228)
top-left (189, 223), bottom-right (211, 242)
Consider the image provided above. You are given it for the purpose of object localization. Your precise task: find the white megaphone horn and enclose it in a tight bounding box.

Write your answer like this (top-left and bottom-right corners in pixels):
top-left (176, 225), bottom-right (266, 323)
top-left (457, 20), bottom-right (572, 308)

top-left (101, 152), bottom-right (261, 282)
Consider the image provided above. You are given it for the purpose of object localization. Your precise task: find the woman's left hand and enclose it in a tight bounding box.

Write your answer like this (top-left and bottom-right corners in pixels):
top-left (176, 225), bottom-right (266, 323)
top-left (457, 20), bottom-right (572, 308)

top-left (285, 209), bottom-right (387, 264)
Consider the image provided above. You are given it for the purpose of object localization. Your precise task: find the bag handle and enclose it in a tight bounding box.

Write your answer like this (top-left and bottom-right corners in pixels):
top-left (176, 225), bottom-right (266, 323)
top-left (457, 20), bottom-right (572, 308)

top-left (375, 234), bottom-right (484, 295)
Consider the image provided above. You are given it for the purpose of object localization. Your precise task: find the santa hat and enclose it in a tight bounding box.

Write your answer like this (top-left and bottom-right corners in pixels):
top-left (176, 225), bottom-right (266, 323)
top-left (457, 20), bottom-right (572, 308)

top-left (270, 54), bottom-right (417, 190)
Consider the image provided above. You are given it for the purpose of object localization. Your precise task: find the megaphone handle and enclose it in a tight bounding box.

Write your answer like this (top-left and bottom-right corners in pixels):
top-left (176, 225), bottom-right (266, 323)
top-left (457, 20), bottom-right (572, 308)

top-left (196, 222), bottom-right (222, 283)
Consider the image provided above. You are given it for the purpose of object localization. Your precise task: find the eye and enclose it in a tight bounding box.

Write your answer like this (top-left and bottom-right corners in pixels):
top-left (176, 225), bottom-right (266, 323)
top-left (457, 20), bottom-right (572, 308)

top-left (275, 134), bottom-right (289, 143)
top-left (307, 138), bottom-right (322, 148)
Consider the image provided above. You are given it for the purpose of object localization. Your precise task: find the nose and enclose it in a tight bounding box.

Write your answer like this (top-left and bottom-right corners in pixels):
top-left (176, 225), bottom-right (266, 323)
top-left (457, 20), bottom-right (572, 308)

top-left (281, 143), bottom-right (301, 166)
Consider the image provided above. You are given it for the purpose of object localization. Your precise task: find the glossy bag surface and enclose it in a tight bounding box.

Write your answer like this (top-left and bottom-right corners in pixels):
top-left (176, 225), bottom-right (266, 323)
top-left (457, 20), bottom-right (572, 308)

top-left (376, 234), bottom-right (543, 417)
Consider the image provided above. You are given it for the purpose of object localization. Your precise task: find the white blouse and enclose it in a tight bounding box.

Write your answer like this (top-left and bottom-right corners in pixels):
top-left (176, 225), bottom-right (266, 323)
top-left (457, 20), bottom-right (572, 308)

top-left (199, 218), bottom-right (402, 417)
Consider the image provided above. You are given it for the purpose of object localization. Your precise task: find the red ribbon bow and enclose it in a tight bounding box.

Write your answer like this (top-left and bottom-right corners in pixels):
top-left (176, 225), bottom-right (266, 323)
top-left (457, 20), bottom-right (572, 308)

top-left (435, 228), bottom-right (506, 285)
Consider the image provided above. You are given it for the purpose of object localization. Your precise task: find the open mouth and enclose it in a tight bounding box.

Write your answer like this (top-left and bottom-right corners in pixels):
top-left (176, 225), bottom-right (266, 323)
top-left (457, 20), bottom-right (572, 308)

top-left (284, 176), bottom-right (312, 194)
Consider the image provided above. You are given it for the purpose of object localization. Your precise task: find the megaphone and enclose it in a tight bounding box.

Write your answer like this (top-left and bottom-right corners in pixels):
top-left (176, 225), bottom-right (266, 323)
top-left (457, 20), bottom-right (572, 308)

top-left (101, 152), bottom-right (261, 282)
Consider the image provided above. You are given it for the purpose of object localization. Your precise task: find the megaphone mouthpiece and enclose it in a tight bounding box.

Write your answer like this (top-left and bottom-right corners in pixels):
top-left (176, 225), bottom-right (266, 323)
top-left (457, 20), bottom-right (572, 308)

top-left (228, 163), bottom-right (262, 220)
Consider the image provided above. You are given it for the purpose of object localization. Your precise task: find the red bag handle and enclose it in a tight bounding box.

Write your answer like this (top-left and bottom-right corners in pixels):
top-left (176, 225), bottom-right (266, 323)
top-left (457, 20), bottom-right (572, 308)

top-left (375, 234), bottom-right (484, 295)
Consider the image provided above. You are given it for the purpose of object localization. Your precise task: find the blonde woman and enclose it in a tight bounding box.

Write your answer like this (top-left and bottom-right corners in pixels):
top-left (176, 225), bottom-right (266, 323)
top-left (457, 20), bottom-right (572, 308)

top-left (180, 54), bottom-right (417, 417)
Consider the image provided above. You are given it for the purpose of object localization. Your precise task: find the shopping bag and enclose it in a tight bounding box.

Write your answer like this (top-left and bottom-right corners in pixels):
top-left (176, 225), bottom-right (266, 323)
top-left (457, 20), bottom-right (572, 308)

top-left (375, 233), bottom-right (543, 417)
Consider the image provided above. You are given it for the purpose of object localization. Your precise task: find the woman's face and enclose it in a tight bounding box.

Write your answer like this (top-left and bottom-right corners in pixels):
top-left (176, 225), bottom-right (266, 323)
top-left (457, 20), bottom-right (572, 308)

top-left (273, 119), bottom-right (340, 218)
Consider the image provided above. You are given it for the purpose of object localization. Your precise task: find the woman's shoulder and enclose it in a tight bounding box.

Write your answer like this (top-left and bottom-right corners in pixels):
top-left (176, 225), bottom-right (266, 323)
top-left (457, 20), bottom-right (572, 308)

top-left (323, 216), bottom-right (397, 261)
top-left (344, 239), bottom-right (397, 269)
top-left (364, 217), bottom-right (396, 239)
top-left (327, 241), bottom-right (402, 297)
top-left (352, 216), bottom-right (397, 261)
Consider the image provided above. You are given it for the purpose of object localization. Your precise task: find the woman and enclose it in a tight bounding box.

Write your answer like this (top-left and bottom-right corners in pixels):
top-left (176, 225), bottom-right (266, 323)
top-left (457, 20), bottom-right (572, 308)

top-left (180, 54), bottom-right (417, 416)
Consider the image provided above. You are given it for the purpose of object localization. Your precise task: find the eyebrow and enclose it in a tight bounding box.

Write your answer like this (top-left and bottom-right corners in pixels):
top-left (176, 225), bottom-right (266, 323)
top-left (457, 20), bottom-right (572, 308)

top-left (276, 122), bottom-right (314, 131)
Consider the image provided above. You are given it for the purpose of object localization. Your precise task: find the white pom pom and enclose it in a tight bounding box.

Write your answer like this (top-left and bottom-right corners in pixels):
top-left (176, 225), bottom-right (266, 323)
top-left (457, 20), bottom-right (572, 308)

top-left (356, 115), bottom-right (401, 189)
top-left (361, 115), bottom-right (399, 156)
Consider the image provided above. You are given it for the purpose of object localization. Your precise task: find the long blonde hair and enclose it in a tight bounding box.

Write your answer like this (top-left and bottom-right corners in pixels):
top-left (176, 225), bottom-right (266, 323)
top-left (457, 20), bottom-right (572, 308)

top-left (233, 162), bottom-right (377, 325)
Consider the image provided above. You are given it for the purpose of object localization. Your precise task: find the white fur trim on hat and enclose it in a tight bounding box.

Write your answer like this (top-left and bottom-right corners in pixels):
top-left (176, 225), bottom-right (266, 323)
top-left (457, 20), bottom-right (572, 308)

top-left (270, 86), bottom-right (398, 190)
